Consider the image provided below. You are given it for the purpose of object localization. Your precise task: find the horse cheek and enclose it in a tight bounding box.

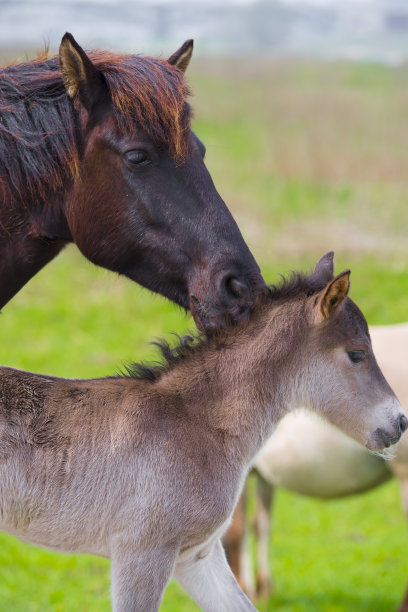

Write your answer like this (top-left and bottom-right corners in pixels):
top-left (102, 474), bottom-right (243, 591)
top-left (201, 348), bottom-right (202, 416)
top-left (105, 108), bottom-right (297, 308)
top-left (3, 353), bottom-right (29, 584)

top-left (65, 168), bottom-right (124, 269)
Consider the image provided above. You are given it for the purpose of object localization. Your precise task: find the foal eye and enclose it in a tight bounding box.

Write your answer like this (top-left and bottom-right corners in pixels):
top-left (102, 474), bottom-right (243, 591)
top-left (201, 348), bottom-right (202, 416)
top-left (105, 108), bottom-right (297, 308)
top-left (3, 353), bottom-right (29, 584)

top-left (124, 150), bottom-right (151, 167)
top-left (347, 350), bottom-right (366, 364)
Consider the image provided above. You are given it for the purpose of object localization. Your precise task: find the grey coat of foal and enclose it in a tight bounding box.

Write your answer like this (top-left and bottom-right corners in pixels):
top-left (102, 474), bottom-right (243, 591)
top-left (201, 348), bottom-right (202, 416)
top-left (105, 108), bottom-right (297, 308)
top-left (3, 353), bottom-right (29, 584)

top-left (0, 253), bottom-right (405, 611)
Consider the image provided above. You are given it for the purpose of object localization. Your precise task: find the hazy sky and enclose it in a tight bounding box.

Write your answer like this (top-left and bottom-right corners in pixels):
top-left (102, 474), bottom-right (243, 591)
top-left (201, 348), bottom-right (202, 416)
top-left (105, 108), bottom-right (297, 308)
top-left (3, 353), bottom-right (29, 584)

top-left (155, 0), bottom-right (373, 3)
top-left (282, 0), bottom-right (372, 3)
top-left (15, 0), bottom-right (377, 5)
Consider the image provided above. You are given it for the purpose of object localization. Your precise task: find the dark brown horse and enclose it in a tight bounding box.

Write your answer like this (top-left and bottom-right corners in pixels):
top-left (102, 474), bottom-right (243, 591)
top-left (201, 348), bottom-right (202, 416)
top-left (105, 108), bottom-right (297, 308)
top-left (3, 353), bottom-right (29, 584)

top-left (0, 34), bottom-right (263, 329)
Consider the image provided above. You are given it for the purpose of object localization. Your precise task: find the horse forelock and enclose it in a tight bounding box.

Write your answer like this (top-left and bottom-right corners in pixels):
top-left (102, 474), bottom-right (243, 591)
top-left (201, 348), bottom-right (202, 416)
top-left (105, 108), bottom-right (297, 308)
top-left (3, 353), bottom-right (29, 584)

top-left (91, 51), bottom-right (192, 160)
top-left (0, 49), bottom-right (191, 207)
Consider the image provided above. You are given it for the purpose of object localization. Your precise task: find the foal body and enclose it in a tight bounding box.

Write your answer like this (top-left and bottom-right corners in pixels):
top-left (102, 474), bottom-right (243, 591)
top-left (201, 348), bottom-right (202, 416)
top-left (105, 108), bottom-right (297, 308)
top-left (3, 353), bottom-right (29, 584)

top-left (0, 254), bottom-right (405, 611)
top-left (0, 363), bottom-right (263, 611)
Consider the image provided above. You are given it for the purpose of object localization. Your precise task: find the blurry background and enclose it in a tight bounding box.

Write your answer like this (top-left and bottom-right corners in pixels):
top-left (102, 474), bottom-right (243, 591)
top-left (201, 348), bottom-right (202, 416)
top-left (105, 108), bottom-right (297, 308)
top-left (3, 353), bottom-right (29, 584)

top-left (1, 0), bottom-right (408, 610)
top-left (2, 0), bottom-right (408, 63)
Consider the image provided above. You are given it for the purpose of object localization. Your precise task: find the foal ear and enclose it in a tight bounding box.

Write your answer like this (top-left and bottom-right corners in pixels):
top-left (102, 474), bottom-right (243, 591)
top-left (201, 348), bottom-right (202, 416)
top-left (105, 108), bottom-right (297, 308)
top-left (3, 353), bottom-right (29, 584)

top-left (59, 33), bottom-right (107, 111)
top-left (316, 270), bottom-right (350, 320)
top-left (168, 39), bottom-right (194, 73)
top-left (311, 251), bottom-right (334, 284)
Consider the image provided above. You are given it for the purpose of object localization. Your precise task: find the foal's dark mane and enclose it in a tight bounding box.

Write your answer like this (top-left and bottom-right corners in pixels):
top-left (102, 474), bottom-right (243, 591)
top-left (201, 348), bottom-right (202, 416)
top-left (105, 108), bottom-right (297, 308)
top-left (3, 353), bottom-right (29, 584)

top-left (121, 270), bottom-right (327, 383)
top-left (0, 50), bottom-right (190, 205)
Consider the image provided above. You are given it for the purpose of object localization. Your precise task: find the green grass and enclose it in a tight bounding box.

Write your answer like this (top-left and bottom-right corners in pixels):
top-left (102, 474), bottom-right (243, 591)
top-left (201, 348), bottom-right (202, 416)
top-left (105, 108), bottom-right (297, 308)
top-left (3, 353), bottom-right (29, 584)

top-left (257, 481), bottom-right (408, 612)
top-left (0, 57), bottom-right (408, 610)
top-left (0, 248), bottom-right (190, 378)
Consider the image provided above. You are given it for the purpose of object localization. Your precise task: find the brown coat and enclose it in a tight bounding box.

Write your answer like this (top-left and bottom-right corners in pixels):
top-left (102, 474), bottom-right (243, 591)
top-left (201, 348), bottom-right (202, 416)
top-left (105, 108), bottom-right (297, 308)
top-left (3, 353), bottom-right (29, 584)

top-left (0, 253), bottom-right (404, 611)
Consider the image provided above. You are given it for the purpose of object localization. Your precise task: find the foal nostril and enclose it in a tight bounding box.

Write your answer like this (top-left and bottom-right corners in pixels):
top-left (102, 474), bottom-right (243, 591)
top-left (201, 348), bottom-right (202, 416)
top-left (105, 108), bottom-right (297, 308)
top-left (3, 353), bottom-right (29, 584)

top-left (399, 414), bottom-right (408, 434)
top-left (225, 277), bottom-right (250, 300)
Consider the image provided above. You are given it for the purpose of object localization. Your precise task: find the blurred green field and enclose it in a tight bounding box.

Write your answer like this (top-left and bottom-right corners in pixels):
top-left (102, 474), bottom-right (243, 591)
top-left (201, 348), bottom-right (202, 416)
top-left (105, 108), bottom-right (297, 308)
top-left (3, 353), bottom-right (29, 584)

top-left (0, 57), bottom-right (408, 611)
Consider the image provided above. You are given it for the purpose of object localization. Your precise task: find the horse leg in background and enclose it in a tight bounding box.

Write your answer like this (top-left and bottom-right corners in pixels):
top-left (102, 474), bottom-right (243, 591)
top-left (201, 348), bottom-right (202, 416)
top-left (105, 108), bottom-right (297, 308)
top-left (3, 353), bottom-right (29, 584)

top-left (396, 475), bottom-right (408, 612)
top-left (254, 471), bottom-right (275, 599)
top-left (174, 538), bottom-right (258, 612)
top-left (223, 482), bottom-right (256, 597)
top-left (389, 459), bottom-right (408, 612)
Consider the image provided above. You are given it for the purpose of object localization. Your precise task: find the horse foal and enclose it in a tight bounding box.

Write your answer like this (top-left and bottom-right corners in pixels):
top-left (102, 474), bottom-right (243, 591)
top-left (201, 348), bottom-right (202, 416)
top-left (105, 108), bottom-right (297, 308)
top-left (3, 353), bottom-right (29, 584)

top-left (0, 253), bottom-right (405, 611)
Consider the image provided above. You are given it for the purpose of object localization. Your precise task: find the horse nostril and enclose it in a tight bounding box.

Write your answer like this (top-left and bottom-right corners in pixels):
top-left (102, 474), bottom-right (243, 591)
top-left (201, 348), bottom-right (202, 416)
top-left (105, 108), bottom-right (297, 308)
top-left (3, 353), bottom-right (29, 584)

top-left (225, 277), bottom-right (249, 300)
top-left (399, 413), bottom-right (408, 434)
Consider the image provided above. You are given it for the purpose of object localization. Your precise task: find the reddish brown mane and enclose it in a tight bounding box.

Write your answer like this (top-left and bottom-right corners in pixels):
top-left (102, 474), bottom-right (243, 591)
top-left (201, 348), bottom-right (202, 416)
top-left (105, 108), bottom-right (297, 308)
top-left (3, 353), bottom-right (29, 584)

top-left (0, 49), bottom-right (190, 207)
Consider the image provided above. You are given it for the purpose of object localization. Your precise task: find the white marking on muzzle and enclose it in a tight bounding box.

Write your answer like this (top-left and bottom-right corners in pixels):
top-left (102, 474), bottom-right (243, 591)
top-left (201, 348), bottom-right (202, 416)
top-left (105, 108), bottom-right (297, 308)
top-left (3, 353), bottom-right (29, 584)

top-left (365, 396), bottom-right (404, 451)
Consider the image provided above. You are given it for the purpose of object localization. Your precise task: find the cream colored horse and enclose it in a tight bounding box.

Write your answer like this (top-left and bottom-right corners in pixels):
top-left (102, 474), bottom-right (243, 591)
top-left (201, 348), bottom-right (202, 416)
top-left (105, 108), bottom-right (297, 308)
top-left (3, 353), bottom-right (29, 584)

top-left (226, 323), bottom-right (408, 610)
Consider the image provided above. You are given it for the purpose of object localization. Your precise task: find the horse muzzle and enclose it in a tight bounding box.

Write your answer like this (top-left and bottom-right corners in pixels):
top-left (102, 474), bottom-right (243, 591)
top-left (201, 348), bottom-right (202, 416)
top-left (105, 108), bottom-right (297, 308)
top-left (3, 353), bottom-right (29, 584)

top-left (189, 268), bottom-right (264, 332)
top-left (366, 412), bottom-right (408, 451)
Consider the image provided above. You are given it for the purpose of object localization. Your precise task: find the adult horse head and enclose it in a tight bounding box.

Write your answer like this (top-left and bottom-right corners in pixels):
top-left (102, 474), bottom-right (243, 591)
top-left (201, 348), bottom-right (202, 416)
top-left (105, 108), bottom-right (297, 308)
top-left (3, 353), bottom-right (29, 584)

top-left (0, 34), bottom-right (264, 330)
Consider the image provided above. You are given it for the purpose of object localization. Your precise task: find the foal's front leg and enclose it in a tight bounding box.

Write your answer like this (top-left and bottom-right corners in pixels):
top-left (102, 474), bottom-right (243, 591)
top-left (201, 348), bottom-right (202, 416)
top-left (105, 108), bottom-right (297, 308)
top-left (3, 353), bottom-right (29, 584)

top-left (111, 544), bottom-right (177, 612)
top-left (174, 538), bottom-right (258, 612)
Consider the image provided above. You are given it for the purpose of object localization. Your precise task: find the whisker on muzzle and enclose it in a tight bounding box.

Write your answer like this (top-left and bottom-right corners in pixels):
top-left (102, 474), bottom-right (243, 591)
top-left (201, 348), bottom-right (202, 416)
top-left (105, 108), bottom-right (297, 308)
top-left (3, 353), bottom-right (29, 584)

top-left (368, 446), bottom-right (397, 461)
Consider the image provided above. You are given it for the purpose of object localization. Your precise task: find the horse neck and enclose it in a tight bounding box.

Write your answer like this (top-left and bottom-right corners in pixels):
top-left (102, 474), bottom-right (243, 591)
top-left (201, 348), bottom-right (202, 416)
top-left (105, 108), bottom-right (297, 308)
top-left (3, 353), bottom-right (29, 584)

top-left (0, 233), bottom-right (69, 309)
top-left (0, 191), bottom-right (71, 309)
top-left (156, 299), bottom-right (307, 466)
top-left (0, 58), bottom-right (76, 308)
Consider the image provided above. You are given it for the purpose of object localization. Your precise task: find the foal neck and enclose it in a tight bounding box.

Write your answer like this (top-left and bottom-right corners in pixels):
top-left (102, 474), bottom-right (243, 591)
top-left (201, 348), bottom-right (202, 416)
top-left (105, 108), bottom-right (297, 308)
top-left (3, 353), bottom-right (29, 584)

top-left (155, 297), bottom-right (307, 462)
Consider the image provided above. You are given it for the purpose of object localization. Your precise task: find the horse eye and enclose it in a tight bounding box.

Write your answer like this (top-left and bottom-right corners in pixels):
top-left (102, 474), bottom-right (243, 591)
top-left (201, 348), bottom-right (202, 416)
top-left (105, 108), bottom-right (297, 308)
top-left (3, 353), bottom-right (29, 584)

top-left (347, 350), bottom-right (366, 364)
top-left (124, 150), bottom-right (151, 167)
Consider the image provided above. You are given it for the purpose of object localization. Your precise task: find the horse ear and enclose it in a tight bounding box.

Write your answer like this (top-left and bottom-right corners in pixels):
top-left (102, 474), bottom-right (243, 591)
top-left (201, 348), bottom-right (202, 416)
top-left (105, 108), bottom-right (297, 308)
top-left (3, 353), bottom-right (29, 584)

top-left (168, 40), bottom-right (194, 73)
top-left (59, 33), bottom-right (106, 111)
top-left (316, 270), bottom-right (350, 320)
top-left (311, 251), bottom-right (334, 285)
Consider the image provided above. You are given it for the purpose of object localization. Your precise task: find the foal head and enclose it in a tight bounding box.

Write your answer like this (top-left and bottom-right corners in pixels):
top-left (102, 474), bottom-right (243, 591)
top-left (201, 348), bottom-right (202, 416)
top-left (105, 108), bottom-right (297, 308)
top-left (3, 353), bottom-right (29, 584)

top-left (275, 252), bottom-right (407, 451)
top-left (126, 253), bottom-right (405, 453)
top-left (59, 34), bottom-right (263, 330)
